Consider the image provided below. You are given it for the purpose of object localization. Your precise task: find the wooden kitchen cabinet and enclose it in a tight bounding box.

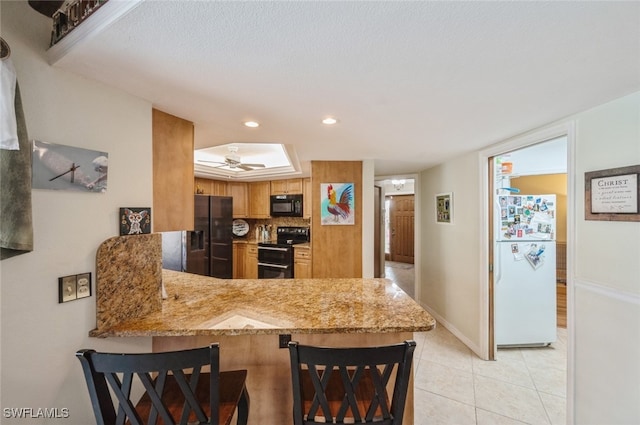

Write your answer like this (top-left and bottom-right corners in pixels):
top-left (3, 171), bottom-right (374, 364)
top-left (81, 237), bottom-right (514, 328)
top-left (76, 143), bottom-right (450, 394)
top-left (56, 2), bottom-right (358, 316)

top-left (211, 180), bottom-right (228, 196)
top-left (294, 247), bottom-right (312, 279)
top-left (153, 109), bottom-right (194, 232)
top-left (271, 178), bottom-right (303, 195)
top-left (228, 182), bottom-right (249, 218)
top-left (245, 243), bottom-right (258, 279)
top-left (248, 181), bottom-right (271, 218)
top-left (233, 242), bottom-right (246, 279)
top-left (303, 177), bottom-right (312, 219)
top-left (194, 178), bottom-right (227, 196)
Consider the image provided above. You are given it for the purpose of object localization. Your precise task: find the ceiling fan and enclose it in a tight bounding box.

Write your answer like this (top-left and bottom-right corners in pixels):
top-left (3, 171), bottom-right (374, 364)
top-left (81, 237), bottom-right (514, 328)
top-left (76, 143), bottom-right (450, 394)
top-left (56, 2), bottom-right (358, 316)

top-left (197, 146), bottom-right (266, 171)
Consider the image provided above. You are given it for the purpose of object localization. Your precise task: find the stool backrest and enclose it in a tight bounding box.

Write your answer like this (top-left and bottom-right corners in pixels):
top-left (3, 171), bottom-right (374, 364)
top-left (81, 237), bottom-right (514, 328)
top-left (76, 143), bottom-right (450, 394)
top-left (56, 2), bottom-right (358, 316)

top-left (76, 344), bottom-right (219, 425)
top-left (288, 340), bottom-right (416, 425)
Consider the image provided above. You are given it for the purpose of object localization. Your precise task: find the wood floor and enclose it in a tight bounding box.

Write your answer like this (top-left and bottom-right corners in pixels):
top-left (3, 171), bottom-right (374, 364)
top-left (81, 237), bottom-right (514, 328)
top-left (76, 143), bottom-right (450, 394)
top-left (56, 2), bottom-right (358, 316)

top-left (557, 283), bottom-right (567, 328)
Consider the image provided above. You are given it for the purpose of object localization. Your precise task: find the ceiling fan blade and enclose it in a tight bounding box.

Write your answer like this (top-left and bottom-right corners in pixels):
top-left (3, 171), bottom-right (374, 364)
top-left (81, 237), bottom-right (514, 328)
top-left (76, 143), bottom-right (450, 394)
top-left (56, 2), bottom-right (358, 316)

top-left (238, 164), bottom-right (255, 171)
top-left (240, 163), bottom-right (266, 168)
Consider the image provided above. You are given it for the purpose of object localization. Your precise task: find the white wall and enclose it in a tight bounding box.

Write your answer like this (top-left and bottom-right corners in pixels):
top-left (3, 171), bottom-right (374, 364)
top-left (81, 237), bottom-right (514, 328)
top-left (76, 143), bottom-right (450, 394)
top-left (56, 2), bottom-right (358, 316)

top-left (419, 153), bottom-right (483, 354)
top-left (1, 2), bottom-right (153, 423)
top-left (571, 92), bottom-right (640, 424)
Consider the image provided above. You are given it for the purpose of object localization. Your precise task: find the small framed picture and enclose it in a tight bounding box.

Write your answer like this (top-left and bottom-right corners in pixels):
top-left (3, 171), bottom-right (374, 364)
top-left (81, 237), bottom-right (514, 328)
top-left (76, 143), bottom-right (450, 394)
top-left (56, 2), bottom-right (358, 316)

top-left (436, 192), bottom-right (453, 224)
top-left (119, 208), bottom-right (151, 235)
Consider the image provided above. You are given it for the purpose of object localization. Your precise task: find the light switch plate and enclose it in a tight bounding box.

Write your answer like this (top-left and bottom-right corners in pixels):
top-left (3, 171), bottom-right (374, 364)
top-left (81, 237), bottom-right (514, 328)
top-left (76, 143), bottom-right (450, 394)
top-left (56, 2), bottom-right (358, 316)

top-left (58, 275), bottom-right (77, 303)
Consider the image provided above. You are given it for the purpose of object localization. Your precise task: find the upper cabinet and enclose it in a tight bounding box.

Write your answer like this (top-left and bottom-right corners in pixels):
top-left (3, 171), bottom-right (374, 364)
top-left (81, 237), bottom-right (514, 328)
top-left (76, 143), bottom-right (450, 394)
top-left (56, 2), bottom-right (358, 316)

top-left (271, 178), bottom-right (303, 195)
top-left (303, 177), bottom-right (312, 219)
top-left (153, 109), bottom-right (194, 232)
top-left (248, 181), bottom-right (271, 218)
top-left (228, 182), bottom-right (249, 218)
top-left (195, 177), bottom-right (227, 196)
top-left (194, 177), bottom-right (314, 220)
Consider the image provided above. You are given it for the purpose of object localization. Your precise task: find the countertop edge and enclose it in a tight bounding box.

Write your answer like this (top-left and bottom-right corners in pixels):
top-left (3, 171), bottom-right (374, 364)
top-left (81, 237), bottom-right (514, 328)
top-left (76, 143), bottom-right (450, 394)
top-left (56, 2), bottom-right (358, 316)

top-left (90, 323), bottom-right (436, 338)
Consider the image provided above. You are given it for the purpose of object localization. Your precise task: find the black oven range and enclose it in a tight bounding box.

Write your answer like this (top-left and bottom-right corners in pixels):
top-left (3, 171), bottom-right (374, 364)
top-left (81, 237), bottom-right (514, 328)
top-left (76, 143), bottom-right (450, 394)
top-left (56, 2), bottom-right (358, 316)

top-left (257, 226), bottom-right (310, 279)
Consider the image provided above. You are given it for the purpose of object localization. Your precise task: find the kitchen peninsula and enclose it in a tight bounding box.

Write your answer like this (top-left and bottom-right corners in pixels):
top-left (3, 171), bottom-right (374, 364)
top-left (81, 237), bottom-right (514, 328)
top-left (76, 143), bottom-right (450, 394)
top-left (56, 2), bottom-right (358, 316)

top-left (93, 234), bottom-right (435, 424)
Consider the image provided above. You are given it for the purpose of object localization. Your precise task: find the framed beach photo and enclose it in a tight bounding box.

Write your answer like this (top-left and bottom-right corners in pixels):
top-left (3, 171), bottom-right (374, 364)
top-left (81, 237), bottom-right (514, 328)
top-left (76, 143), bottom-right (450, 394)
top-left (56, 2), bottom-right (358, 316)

top-left (32, 140), bottom-right (108, 192)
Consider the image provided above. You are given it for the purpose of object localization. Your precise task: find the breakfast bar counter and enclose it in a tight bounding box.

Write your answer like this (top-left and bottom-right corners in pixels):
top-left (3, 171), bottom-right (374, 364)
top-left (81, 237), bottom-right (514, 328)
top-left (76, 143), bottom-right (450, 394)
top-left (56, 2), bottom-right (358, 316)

top-left (92, 269), bottom-right (435, 338)
top-left (92, 234), bottom-right (435, 424)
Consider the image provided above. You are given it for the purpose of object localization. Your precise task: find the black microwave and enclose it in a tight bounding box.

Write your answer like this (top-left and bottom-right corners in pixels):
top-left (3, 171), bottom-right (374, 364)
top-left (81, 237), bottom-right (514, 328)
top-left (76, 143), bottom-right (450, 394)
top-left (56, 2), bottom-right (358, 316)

top-left (270, 194), bottom-right (303, 217)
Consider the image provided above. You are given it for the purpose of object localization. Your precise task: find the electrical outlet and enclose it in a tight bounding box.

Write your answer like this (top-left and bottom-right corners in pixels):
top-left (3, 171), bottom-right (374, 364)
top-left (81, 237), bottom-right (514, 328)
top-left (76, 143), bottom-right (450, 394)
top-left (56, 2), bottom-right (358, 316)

top-left (58, 275), bottom-right (77, 303)
top-left (76, 273), bottom-right (92, 299)
top-left (279, 334), bottom-right (291, 349)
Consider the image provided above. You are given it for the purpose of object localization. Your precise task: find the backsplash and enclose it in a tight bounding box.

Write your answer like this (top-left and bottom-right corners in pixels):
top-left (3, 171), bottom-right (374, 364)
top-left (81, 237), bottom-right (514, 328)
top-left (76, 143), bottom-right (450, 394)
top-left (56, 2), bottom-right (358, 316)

top-left (234, 217), bottom-right (311, 241)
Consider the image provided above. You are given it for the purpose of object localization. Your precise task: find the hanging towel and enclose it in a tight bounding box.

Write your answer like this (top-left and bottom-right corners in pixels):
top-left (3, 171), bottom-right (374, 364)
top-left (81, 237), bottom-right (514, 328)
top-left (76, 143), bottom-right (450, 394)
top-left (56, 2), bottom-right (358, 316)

top-left (1, 81), bottom-right (34, 259)
top-left (1, 39), bottom-right (19, 150)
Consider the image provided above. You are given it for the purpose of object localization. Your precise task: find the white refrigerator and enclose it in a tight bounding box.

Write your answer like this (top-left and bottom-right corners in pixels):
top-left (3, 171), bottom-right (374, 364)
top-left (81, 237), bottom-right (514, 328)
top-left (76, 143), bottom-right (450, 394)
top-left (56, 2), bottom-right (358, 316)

top-left (495, 194), bottom-right (557, 347)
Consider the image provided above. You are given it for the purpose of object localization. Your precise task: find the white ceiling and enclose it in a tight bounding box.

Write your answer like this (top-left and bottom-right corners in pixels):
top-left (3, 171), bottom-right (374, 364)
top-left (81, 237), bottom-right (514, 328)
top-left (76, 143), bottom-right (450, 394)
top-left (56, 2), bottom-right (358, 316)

top-left (46, 0), bottom-right (639, 178)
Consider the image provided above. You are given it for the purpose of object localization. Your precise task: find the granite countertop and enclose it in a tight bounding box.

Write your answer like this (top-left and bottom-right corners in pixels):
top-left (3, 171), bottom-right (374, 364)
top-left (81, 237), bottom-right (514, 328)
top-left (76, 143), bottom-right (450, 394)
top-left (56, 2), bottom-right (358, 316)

top-left (91, 269), bottom-right (435, 338)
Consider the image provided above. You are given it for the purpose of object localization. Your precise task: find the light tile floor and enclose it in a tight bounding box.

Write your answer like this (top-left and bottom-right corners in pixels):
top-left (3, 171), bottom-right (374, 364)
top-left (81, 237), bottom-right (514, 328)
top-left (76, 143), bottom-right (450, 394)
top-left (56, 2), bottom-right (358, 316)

top-left (385, 261), bottom-right (567, 425)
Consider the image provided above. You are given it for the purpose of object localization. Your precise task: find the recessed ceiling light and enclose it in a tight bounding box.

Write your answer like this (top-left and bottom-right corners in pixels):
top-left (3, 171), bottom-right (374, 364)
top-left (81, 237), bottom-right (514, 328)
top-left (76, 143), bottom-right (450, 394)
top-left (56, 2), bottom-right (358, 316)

top-left (322, 117), bottom-right (338, 125)
top-left (244, 121), bottom-right (259, 128)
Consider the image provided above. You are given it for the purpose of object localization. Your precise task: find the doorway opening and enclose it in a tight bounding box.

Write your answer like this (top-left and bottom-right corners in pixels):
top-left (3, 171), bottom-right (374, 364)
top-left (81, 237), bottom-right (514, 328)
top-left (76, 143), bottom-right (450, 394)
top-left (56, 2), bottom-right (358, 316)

top-left (376, 177), bottom-right (416, 298)
top-left (488, 135), bottom-right (568, 359)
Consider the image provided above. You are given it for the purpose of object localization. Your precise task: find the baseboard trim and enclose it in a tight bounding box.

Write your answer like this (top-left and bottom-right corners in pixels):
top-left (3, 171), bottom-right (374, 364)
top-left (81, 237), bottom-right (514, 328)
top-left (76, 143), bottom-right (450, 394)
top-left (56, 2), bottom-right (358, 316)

top-left (418, 301), bottom-right (486, 360)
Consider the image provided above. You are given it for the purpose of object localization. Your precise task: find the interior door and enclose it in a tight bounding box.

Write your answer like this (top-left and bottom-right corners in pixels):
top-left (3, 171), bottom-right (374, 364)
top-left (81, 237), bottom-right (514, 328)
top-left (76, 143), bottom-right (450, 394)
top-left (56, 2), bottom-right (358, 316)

top-left (389, 195), bottom-right (415, 264)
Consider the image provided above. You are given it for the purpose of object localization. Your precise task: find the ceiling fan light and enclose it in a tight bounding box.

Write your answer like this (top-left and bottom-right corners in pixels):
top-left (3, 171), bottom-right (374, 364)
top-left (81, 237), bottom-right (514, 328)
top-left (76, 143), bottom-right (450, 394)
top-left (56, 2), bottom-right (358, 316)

top-left (322, 117), bottom-right (338, 125)
top-left (244, 121), bottom-right (259, 128)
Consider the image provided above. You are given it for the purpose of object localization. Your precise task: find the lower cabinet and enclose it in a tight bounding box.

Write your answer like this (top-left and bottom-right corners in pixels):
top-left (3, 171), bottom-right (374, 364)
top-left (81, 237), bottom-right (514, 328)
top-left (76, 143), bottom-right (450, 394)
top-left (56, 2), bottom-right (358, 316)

top-left (245, 243), bottom-right (258, 279)
top-left (233, 243), bottom-right (246, 279)
top-left (294, 247), bottom-right (312, 279)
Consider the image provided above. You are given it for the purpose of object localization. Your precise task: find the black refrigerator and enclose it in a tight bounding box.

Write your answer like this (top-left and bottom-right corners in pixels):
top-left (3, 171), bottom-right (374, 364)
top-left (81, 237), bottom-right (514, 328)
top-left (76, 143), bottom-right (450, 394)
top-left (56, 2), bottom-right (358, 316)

top-left (161, 195), bottom-right (233, 279)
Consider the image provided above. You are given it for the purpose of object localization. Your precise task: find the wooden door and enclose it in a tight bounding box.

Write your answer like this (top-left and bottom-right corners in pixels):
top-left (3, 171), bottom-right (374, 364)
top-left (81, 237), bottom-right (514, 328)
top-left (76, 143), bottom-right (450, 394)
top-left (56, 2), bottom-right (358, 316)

top-left (389, 195), bottom-right (414, 264)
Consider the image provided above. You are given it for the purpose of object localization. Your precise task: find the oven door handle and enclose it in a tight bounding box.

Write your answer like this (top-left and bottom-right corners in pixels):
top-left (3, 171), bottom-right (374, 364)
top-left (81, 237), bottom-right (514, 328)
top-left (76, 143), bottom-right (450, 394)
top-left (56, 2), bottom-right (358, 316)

top-left (258, 262), bottom-right (289, 269)
top-left (258, 246), bottom-right (290, 252)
